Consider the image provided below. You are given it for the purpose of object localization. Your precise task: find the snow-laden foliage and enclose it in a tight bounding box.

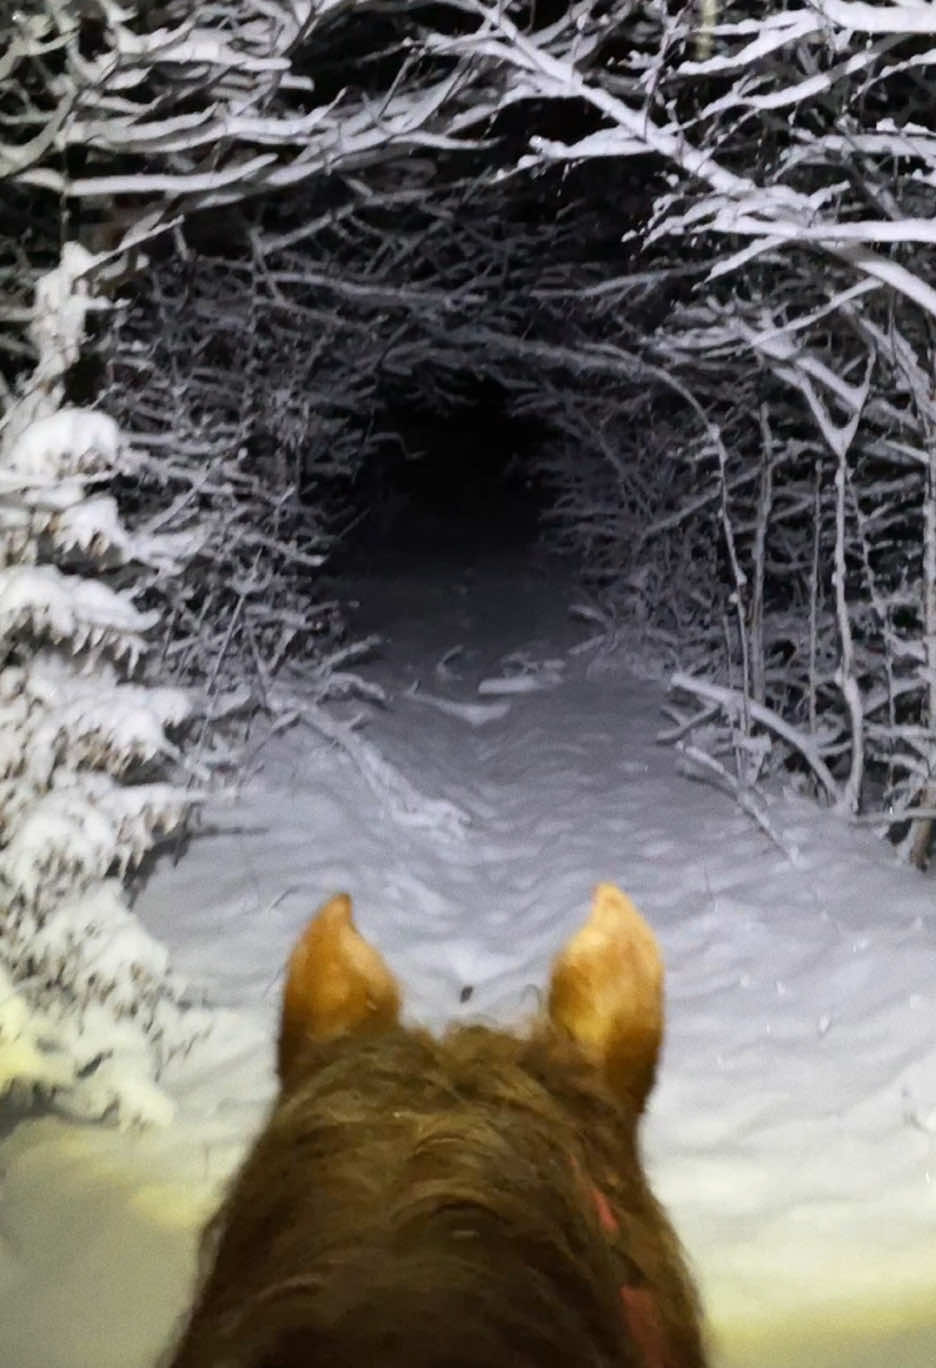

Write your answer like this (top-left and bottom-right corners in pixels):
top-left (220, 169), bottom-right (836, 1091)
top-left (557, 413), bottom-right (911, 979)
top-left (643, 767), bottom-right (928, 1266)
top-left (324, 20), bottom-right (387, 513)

top-left (432, 1), bottom-right (936, 851)
top-left (98, 166), bottom-right (589, 687)
top-left (99, 251), bottom-right (346, 693)
top-left (0, 239), bottom-right (210, 1125)
top-left (5, 0), bottom-right (503, 690)
top-left (2, 0), bottom-right (486, 1122)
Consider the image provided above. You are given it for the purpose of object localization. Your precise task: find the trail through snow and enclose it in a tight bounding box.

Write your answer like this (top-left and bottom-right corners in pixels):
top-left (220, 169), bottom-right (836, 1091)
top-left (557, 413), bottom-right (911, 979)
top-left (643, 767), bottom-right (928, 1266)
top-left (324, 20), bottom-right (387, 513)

top-left (0, 546), bottom-right (934, 1368)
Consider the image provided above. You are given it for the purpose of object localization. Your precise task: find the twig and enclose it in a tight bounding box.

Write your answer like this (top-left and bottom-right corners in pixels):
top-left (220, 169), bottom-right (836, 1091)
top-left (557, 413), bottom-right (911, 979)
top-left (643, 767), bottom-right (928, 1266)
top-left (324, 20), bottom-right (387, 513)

top-left (678, 742), bottom-right (801, 864)
top-left (670, 671), bottom-right (840, 803)
top-left (656, 702), bottom-right (720, 743)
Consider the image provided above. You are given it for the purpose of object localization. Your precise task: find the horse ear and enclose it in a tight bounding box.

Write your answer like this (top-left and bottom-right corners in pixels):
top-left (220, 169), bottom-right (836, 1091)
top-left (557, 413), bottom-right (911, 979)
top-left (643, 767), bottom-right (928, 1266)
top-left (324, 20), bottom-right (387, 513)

top-left (548, 884), bottom-right (664, 1113)
top-left (278, 893), bottom-right (401, 1086)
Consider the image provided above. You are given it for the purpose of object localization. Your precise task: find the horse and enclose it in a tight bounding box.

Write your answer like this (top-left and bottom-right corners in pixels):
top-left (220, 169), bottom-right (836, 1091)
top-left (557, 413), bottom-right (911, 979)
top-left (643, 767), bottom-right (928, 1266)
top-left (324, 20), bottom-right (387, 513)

top-left (164, 883), bottom-right (708, 1368)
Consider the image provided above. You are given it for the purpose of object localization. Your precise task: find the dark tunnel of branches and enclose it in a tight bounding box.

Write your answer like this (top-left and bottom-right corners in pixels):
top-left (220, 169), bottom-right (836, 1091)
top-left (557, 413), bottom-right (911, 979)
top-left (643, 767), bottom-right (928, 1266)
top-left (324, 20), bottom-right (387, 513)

top-left (4, 1), bottom-right (936, 1033)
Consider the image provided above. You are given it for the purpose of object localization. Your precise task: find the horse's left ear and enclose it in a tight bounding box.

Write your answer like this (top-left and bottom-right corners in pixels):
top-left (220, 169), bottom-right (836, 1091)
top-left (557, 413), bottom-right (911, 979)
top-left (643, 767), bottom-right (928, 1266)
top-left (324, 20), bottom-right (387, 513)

top-left (278, 893), bottom-right (400, 1087)
top-left (548, 884), bottom-right (664, 1113)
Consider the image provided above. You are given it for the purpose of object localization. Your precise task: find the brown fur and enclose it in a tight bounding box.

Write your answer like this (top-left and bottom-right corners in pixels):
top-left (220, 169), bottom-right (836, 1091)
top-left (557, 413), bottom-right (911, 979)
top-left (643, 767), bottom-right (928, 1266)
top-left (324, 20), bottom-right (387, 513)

top-left (164, 885), bottom-right (708, 1368)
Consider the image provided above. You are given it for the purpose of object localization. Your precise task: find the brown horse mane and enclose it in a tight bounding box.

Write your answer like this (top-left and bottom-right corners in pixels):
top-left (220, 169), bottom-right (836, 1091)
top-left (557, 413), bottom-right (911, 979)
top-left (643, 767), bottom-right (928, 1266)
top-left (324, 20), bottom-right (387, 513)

top-left (167, 1024), bottom-right (704, 1367)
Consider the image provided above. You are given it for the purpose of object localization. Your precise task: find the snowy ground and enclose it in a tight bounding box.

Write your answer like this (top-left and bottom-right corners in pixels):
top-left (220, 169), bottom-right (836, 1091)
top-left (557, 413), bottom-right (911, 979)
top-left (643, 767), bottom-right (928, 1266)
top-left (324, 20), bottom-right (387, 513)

top-left (1, 543), bottom-right (935, 1368)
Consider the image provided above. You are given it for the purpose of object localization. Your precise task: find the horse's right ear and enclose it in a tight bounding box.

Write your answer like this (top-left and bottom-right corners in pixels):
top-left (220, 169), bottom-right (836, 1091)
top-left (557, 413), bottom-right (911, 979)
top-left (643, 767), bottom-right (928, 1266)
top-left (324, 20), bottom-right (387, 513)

top-left (548, 884), bottom-right (664, 1113)
top-left (278, 893), bottom-right (400, 1087)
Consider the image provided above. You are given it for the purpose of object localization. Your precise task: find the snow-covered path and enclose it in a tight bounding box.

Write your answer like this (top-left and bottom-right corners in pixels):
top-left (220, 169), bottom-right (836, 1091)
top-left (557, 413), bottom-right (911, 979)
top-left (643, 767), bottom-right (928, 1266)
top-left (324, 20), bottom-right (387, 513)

top-left (1, 546), bottom-right (934, 1367)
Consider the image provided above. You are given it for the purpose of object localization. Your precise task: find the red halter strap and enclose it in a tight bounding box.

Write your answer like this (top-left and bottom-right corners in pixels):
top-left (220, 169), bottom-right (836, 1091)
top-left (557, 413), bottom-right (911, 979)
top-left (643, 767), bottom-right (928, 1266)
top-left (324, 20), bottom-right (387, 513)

top-left (588, 1182), bottom-right (668, 1368)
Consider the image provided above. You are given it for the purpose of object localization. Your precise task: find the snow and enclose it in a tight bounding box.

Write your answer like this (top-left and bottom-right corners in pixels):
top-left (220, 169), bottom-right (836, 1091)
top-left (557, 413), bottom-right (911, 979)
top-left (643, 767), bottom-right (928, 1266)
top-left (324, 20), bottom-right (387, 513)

top-left (0, 964), bottom-right (74, 1103)
top-left (1, 546), bottom-right (934, 1367)
top-left (24, 651), bottom-right (189, 783)
top-left (0, 566), bottom-right (159, 655)
top-left (3, 409), bottom-right (122, 486)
